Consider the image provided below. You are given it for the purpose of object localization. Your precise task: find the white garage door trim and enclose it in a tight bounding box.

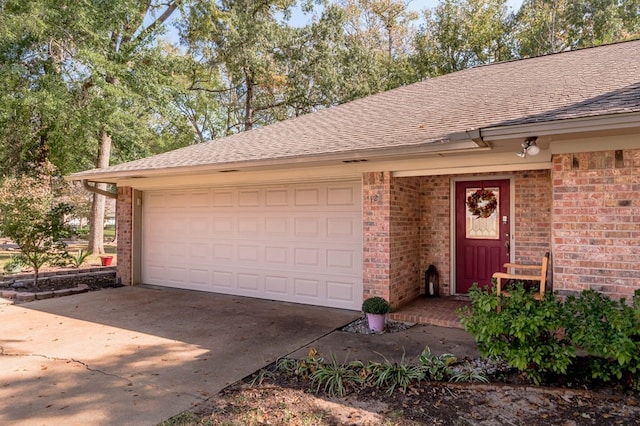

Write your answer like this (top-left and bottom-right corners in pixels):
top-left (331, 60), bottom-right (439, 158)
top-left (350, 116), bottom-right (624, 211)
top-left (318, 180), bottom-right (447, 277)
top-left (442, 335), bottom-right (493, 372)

top-left (141, 181), bottom-right (363, 310)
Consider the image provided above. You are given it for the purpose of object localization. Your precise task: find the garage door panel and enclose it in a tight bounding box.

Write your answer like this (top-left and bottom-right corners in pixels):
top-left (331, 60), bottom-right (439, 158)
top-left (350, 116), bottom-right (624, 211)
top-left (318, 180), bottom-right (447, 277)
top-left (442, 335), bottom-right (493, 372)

top-left (237, 245), bottom-right (260, 263)
top-left (327, 280), bottom-right (355, 303)
top-left (294, 278), bottom-right (321, 298)
top-left (264, 275), bottom-right (289, 295)
top-left (238, 273), bottom-right (261, 291)
top-left (238, 217), bottom-right (260, 234)
top-left (142, 181), bottom-right (363, 310)
top-left (213, 191), bottom-right (234, 207)
top-left (264, 246), bottom-right (288, 264)
top-left (327, 249), bottom-right (355, 269)
top-left (327, 185), bottom-right (357, 205)
top-left (294, 188), bottom-right (320, 206)
top-left (264, 217), bottom-right (288, 234)
top-left (265, 189), bottom-right (288, 206)
top-left (212, 244), bottom-right (233, 260)
top-left (212, 217), bottom-right (234, 234)
top-left (212, 271), bottom-right (233, 289)
top-left (189, 269), bottom-right (210, 286)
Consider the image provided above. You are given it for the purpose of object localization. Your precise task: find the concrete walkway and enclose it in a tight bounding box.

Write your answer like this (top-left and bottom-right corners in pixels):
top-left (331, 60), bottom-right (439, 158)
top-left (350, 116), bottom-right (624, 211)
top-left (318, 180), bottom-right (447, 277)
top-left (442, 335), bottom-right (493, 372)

top-left (0, 286), bottom-right (360, 425)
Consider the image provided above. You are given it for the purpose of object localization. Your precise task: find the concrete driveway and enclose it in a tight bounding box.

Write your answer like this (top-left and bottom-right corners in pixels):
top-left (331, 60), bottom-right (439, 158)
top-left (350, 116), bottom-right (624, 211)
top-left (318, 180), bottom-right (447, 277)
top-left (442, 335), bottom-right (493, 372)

top-left (0, 286), bottom-right (359, 425)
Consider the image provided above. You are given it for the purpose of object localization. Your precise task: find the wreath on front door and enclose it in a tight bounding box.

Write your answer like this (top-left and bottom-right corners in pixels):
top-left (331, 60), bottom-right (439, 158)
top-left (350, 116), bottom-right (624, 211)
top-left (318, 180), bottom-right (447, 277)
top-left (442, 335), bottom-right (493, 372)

top-left (466, 188), bottom-right (497, 218)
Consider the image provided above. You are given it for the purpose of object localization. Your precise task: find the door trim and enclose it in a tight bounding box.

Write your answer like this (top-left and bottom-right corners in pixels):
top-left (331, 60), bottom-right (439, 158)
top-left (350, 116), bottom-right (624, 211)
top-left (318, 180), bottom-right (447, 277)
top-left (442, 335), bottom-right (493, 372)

top-left (450, 176), bottom-right (515, 295)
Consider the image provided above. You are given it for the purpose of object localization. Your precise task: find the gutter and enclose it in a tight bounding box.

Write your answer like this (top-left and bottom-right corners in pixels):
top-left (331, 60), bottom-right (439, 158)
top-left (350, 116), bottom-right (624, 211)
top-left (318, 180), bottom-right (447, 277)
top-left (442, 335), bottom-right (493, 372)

top-left (82, 180), bottom-right (118, 199)
top-left (479, 111), bottom-right (640, 141)
top-left (67, 137), bottom-right (488, 183)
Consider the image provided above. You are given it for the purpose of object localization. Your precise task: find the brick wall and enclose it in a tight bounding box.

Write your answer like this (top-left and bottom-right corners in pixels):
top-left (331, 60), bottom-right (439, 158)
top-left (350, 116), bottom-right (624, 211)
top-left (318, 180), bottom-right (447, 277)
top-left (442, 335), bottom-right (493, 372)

top-left (551, 149), bottom-right (640, 298)
top-left (116, 186), bottom-right (133, 286)
top-left (420, 175), bottom-right (451, 295)
top-left (363, 172), bottom-right (392, 303)
top-left (363, 172), bottom-right (423, 308)
top-left (389, 176), bottom-right (422, 306)
top-left (419, 170), bottom-right (552, 295)
top-left (513, 170), bottom-right (553, 264)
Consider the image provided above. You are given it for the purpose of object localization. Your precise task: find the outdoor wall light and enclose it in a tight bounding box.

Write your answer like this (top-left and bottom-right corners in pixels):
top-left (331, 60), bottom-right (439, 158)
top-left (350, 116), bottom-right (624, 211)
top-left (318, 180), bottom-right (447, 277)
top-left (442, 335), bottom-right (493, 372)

top-left (516, 137), bottom-right (540, 157)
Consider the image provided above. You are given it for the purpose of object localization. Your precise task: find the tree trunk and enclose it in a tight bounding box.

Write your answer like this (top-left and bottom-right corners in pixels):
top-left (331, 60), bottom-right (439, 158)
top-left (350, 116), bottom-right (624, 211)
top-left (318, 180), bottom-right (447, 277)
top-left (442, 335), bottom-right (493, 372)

top-left (87, 128), bottom-right (112, 255)
top-left (244, 68), bottom-right (255, 131)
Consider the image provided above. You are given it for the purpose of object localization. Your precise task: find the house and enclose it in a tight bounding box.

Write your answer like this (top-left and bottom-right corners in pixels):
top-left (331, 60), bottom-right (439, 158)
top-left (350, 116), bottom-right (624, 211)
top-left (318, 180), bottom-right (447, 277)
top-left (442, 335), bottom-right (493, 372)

top-left (69, 40), bottom-right (640, 312)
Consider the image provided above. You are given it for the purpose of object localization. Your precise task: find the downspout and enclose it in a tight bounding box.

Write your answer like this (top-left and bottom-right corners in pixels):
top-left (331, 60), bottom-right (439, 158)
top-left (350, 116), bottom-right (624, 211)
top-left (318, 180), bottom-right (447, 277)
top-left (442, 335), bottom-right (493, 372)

top-left (82, 180), bottom-right (118, 199)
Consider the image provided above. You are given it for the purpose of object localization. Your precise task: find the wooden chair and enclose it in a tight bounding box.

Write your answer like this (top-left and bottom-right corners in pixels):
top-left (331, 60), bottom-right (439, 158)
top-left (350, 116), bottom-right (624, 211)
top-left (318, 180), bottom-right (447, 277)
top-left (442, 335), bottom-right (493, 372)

top-left (493, 252), bottom-right (550, 301)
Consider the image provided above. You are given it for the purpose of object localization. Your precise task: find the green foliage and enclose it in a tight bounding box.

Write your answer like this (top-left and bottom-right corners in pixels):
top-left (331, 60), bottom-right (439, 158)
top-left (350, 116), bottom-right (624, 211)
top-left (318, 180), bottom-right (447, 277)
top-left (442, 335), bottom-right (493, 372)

top-left (361, 296), bottom-right (392, 314)
top-left (0, 173), bottom-right (72, 287)
top-left (367, 354), bottom-right (425, 394)
top-left (459, 283), bottom-right (574, 385)
top-left (311, 354), bottom-right (363, 397)
top-left (413, 0), bottom-right (513, 77)
top-left (449, 362), bottom-right (489, 383)
top-left (276, 348), bottom-right (324, 380)
top-left (513, 0), bottom-right (640, 57)
top-left (3, 255), bottom-right (23, 274)
top-left (460, 284), bottom-right (640, 388)
top-left (563, 290), bottom-right (640, 386)
top-left (418, 346), bottom-right (457, 381)
top-left (66, 249), bottom-right (92, 268)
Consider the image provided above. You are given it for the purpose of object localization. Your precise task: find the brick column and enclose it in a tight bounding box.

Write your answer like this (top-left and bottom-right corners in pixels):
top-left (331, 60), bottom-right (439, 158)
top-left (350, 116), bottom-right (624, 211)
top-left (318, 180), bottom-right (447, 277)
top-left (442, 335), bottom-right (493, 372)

top-left (363, 172), bottom-right (392, 303)
top-left (116, 186), bottom-right (133, 285)
top-left (551, 149), bottom-right (640, 299)
top-left (363, 172), bottom-right (422, 308)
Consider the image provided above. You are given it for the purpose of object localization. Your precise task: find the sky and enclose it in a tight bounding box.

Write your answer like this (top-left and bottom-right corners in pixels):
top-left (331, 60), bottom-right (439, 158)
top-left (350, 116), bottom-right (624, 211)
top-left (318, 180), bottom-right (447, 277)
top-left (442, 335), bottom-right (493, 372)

top-left (285, 0), bottom-right (526, 27)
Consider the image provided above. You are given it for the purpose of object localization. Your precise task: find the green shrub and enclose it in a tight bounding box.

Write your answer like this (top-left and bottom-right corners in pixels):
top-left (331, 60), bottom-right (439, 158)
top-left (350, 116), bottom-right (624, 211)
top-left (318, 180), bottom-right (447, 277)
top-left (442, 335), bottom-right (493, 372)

top-left (449, 362), bottom-right (489, 383)
top-left (418, 346), bottom-right (456, 381)
top-left (311, 355), bottom-right (363, 397)
top-left (459, 283), bottom-right (575, 385)
top-left (361, 296), bottom-right (391, 314)
top-left (66, 248), bottom-right (92, 268)
top-left (367, 354), bottom-right (425, 394)
top-left (563, 289), bottom-right (640, 387)
top-left (3, 255), bottom-right (23, 274)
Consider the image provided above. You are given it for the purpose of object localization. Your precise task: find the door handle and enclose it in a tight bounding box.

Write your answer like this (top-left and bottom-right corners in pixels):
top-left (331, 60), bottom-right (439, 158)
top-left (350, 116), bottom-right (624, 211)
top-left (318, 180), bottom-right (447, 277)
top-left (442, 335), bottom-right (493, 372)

top-left (505, 234), bottom-right (510, 256)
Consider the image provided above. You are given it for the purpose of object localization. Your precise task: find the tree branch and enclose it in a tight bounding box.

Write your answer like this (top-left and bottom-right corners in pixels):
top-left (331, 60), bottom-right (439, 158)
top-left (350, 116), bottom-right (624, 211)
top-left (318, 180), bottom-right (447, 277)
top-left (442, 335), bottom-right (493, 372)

top-left (132, 0), bottom-right (182, 45)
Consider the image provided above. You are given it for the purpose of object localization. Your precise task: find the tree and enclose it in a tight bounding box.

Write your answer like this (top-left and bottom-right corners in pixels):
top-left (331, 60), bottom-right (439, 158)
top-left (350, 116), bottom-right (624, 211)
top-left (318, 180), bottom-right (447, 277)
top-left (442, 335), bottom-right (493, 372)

top-left (412, 0), bottom-right (513, 77)
top-left (513, 0), bottom-right (640, 57)
top-left (182, 0), bottom-right (300, 132)
top-left (0, 1), bottom-right (194, 254)
top-left (0, 166), bottom-right (72, 288)
top-left (513, 0), bottom-right (568, 56)
top-left (340, 0), bottom-right (420, 89)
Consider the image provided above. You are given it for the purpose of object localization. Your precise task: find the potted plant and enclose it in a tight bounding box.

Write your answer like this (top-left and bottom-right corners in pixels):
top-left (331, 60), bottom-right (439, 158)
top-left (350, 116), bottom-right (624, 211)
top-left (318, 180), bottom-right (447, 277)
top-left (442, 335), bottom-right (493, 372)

top-left (362, 296), bottom-right (391, 332)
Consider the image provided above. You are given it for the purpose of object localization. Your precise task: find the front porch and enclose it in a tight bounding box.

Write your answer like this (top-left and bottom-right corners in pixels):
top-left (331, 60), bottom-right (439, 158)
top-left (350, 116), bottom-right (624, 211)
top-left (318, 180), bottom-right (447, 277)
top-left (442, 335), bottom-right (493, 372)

top-left (389, 296), bottom-right (470, 329)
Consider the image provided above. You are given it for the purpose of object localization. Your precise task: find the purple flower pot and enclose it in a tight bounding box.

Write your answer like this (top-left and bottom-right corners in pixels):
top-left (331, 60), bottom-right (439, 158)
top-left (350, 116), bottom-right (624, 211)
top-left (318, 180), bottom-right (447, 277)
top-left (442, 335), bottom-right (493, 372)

top-left (366, 313), bottom-right (386, 332)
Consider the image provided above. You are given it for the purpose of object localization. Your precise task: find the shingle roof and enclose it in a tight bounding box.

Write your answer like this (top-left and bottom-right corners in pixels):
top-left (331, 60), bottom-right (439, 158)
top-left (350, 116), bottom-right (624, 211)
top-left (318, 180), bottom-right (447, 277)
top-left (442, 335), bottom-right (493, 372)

top-left (71, 40), bottom-right (640, 179)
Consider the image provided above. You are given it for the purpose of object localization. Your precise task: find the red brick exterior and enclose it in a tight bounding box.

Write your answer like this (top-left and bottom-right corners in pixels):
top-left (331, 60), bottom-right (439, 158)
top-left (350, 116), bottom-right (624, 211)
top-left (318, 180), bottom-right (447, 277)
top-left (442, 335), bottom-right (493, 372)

top-left (363, 172), bottom-right (392, 303)
top-left (513, 170), bottom-right (553, 264)
top-left (418, 170), bottom-right (552, 296)
top-left (115, 150), bottom-right (638, 307)
top-left (389, 176), bottom-right (422, 306)
top-left (420, 175), bottom-right (451, 295)
top-left (551, 149), bottom-right (640, 299)
top-left (363, 172), bottom-right (422, 308)
top-left (116, 186), bottom-right (133, 286)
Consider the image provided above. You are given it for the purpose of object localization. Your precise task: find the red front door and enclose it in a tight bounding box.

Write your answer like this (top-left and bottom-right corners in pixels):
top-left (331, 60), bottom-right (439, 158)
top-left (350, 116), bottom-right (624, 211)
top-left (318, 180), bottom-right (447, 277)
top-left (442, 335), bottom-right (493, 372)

top-left (455, 179), bottom-right (511, 293)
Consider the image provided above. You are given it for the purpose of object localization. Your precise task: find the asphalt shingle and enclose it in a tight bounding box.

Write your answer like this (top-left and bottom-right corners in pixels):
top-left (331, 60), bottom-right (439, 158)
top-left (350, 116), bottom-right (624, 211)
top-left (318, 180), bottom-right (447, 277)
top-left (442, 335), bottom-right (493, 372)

top-left (71, 40), bottom-right (640, 179)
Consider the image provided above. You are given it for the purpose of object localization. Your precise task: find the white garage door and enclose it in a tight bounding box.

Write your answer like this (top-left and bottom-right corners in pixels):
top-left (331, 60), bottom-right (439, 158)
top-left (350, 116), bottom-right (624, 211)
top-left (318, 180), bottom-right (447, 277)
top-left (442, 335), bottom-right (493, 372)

top-left (142, 181), bottom-right (363, 310)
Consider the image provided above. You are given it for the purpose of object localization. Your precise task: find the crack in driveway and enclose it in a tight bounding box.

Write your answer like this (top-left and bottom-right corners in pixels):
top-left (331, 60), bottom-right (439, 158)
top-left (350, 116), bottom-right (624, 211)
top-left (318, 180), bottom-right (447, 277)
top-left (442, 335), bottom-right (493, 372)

top-left (1, 345), bottom-right (211, 402)
top-left (1, 346), bottom-right (131, 382)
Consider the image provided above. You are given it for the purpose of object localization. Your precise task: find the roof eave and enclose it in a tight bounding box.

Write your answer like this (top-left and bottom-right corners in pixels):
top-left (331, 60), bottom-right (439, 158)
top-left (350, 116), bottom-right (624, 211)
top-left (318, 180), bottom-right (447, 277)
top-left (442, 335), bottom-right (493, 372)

top-left (480, 111), bottom-right (640, 141)
top-left (66, 137), bottom-right (488, 184)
